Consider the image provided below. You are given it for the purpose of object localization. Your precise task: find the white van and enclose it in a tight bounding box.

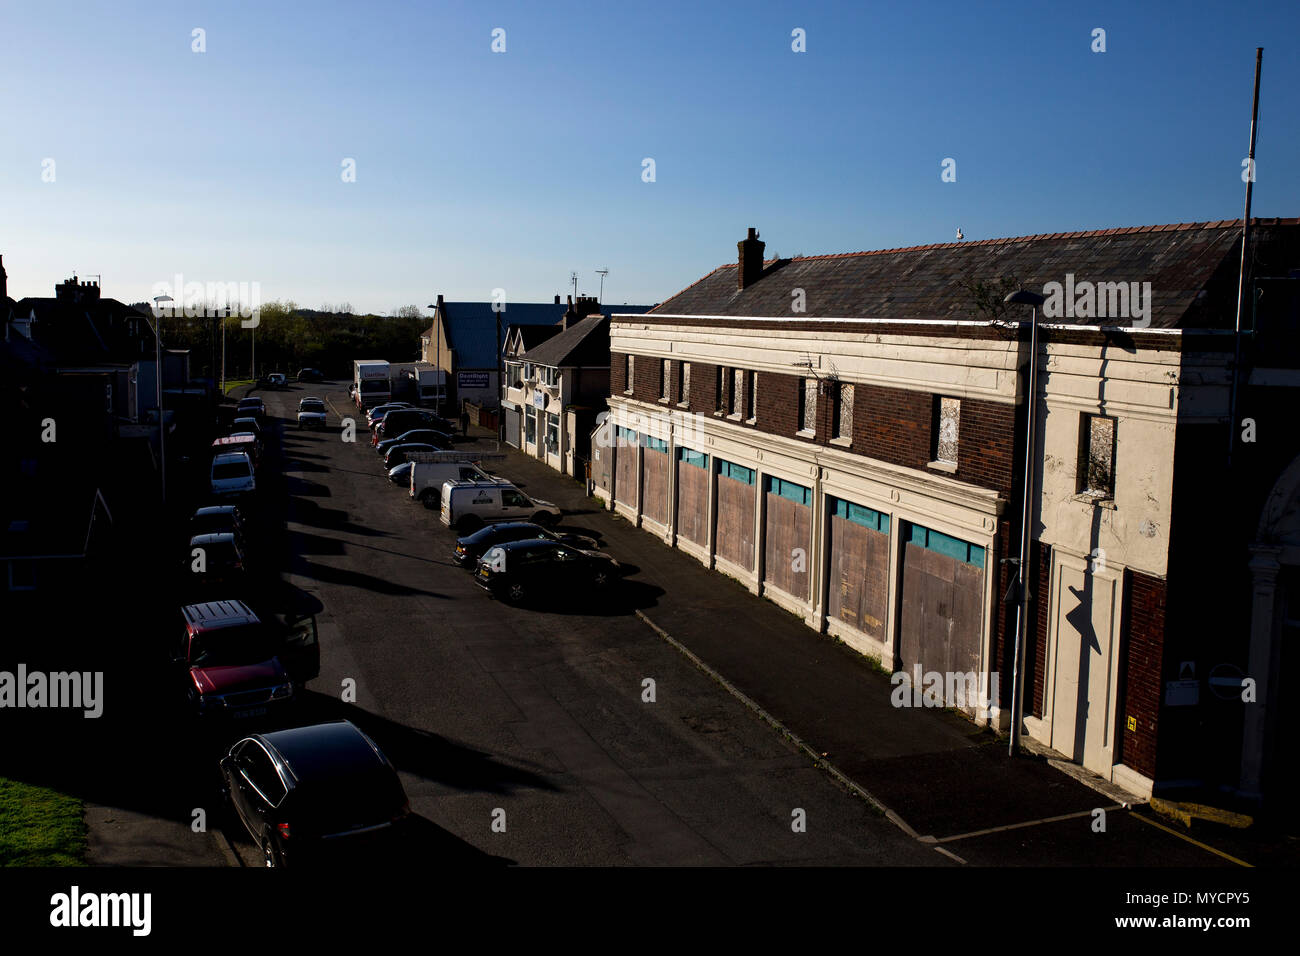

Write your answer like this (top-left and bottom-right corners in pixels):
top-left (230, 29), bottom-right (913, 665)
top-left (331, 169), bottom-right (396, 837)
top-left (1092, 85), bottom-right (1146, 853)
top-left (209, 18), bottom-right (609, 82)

top-left (211, 451), bottom-right (256, 498)
top-left (409, 461), bottom-right (495, 508)
top-left (439, 480), bottom-right (561, 532)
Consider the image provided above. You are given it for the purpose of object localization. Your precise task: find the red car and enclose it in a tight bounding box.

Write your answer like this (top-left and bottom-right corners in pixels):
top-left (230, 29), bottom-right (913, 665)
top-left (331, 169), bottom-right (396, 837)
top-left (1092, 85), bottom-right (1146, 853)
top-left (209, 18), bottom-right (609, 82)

top-left (175, 601), bottom-right (319, 720)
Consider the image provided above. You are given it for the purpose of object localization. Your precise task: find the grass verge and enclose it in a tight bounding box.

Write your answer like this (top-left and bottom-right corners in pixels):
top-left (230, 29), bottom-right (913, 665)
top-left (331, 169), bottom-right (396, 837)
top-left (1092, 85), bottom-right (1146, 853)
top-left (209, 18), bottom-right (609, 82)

top-left (0, 777), bottom-right (86, 866)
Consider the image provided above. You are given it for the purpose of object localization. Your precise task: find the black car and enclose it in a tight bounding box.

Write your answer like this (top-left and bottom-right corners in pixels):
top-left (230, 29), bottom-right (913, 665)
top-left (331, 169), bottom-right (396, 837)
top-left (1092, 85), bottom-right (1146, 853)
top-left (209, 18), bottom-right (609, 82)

top-left (186, 532), bottom-right (249, 590)
top-left (474, 538), bottom-right (619, 604)
top-left (231, 417), bottom-right (263, 440)
top-left (219, 720), bottom-right (410, 867)
top-left (382, 443), bottom-right (439, 470)
top-left (236, 398), bottom-right (265, 420)
top-left (375, 428), bottom-right (453, 457)
top-left (454, 522), bottom-right (599, 567)
top-left (189, 504), bottom-right (248, 545)
top-left (296, 368), bottom-right (324, 382)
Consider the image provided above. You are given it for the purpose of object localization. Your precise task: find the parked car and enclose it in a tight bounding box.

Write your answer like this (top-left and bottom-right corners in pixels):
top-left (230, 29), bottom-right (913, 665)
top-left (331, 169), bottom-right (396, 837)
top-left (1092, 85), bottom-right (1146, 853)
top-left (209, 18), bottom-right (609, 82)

top-left (219, 720), bottom-right (409, 867)
top-left (387, 462), bottom-right (414, 485)
top-left (231, 417), bottom-right (263, 440)
top-left (237, 397), bottom-right (265, 420)
top-left (409, 460), bottom-right (496, 508)
top-left (296, 368), bottom-right (324, 382)
top-left (211, 451), bottom-right (256, 498)
top-left (376, 428), bottom-right (453, 457)
top-left (175, 600), bottom-right (319, 721)
top-left (297, 397), bottom-right (327, 429)
top-left (383, 443), bottom-right (440, 470)
top-left (474, 538), bottom-right (619, 604)
top-left (439, 480), bottom-right (561, 533)
top-left (189, 504), bottom-right (248, 546)
top-left (212, 434), bottom-right (261, 470)
top-left (371, 409), bottom-right (446, 445)
top-left (365, 403), bottom-right (412, 428)
top-left (186, 532), bottom-right (249, 589)
top-left (453, 522), bottom-right (600, 567)
top-left (267, 373), bottom-right (287, 388)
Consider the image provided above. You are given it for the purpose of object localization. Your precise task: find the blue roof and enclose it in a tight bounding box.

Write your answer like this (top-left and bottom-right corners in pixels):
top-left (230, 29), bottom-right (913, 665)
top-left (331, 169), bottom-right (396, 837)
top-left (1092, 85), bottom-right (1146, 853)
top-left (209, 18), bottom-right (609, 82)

top-left (443, 302), bottom-right (653, 368)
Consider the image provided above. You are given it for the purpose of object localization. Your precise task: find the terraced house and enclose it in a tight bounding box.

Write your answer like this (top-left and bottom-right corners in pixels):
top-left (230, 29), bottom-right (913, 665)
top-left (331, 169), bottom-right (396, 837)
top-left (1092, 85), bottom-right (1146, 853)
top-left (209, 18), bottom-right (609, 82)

top-left (595, 221), bottom-right (1300, 805)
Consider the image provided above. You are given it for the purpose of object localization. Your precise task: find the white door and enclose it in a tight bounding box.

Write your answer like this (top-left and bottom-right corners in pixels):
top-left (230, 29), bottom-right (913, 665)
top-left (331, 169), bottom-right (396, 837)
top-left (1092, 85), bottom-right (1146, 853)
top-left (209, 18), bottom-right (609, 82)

top-left (1048, 550), bottom-right (1121, 777)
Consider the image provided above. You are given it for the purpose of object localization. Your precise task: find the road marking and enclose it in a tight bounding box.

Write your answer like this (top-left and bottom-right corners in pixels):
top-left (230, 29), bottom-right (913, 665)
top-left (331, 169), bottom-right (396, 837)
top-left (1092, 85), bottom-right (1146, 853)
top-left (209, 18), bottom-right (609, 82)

top-left (1130, 810), bottom-right (1254, 867)
top-left (934, 846), bottom-right (967, 864)
top-left (934, 807), bottom-right (1118, 844)
top-left (633, 608), bottom-right (923, 841)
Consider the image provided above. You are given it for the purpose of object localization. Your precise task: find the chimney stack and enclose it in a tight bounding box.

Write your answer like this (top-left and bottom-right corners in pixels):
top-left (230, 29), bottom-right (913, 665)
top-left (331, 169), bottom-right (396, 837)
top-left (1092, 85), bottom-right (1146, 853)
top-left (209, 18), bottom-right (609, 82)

top-left (737, 227), bottom-right (765, 290)
top-left (554, 294), bottom-right (561, 305)
top-left (435, 294), bottom-right (444, 308)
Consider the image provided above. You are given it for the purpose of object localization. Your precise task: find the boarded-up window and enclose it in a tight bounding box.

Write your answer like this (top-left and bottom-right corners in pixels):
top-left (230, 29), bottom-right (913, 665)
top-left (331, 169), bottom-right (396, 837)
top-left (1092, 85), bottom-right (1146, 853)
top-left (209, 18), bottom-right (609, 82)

top-left (748, 371), bottom-right (757, 420)
top-left (763, 476), bottom-right (812, 600)
top-left (716, 459), bottom-right (756, 570)
top-left (615, 426), bottom-right (638, 508)
top-left (834, 383), bottom-right (854, 439)
top-left (679, 362), bottom-right (691, 405)
top-left (661, 359), bottom-right (671, 401)
top-left (730, 368), bottom-right (744, 416)
top-left (1078, 414), bottom-right (1116, 498)
top-left (715, 367), bottom-right (725, 412)
top-left (935, 396), bottom-right (960, 463)
top-left (800, 378), bottom-right (817, 432)
top-left (897, 521), bottom-right (986, 715)
top-left (625, 355), bottom-right (634, 393)
top-left (642, 435), bottom-right (670, 525)
top-left (827, 498), bottom-right (890, 641)
top-left (676, 447), bottom-right (709, 545)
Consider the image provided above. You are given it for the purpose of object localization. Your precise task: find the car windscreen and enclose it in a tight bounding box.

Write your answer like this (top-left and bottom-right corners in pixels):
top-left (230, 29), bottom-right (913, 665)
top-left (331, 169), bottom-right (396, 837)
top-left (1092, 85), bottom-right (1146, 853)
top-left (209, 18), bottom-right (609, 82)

top-left (213, 462), bottom-right (251, 479)
top-left (190, 624), bottom-right (278, 666)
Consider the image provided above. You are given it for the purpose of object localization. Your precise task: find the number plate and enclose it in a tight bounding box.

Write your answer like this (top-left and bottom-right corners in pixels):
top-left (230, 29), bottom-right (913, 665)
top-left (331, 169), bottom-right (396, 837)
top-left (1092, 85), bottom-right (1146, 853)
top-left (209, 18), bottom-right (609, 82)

top-left (232, 706), bottom-right (267, 719)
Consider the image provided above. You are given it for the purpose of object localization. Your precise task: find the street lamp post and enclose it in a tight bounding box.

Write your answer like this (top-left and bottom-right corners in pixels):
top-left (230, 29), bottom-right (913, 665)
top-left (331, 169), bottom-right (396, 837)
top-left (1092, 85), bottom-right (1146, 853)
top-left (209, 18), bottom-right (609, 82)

top-left (151, 295), bottom-right (174, 507)
top-left (1004, 288), bottom-right (1046, 756)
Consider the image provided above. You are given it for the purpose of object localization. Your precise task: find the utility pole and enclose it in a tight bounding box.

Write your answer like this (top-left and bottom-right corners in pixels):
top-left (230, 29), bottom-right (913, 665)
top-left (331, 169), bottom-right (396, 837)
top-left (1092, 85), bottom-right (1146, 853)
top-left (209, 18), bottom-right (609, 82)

top-left (1228, 47), bottom-right (1263, 467)
top-left (151, 295), bottom-right (174, 507)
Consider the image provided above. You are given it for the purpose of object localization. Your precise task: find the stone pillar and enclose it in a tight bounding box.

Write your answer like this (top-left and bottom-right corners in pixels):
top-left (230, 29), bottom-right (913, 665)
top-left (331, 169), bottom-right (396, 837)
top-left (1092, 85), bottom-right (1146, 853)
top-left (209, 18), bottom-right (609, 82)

top-left (1239, 545), bottom-right (1282, 800)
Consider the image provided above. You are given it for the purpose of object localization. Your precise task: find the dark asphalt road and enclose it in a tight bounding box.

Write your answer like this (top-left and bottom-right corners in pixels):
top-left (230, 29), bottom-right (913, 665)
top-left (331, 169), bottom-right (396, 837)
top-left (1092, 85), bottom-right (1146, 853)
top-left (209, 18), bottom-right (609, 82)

top-left (234, 382), bottom-right (943, 866)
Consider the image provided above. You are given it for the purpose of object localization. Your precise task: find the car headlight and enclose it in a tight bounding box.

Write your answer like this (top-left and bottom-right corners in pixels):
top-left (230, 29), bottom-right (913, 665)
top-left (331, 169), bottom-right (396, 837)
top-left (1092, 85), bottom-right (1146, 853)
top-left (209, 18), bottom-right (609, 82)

top-left (271, 682), bottom-right (294, 700)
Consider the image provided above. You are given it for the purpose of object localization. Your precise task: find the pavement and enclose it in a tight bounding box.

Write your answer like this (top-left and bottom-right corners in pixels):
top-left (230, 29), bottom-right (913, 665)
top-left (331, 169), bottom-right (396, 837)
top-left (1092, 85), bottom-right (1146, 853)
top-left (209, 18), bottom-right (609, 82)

top-left (456, 423), bottom-right (1296, 867)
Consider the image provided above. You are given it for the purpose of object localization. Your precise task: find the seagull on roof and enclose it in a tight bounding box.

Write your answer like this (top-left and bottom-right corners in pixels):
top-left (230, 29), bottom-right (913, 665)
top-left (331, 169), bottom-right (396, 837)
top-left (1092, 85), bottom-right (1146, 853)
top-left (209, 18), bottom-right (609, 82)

top-left (956, 227), bottom-right (964, 240)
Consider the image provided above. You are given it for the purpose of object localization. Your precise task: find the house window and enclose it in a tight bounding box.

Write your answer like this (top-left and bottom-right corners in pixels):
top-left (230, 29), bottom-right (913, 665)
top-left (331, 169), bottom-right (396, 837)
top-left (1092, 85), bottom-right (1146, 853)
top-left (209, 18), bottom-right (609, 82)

top-left (1078, 414), bottom-right (1116, 498)
top-left (678, 362), bottom-right (690, 405)
top-left (747, 371), bottom-right (757, 421)
top-left (540, 367), bottom-right (558, 387)
top-left (799, 378), bottom-right (817, 433)
top-left (661, 359), bottom-right (672, 401)
top-left (934, 396), bottom-right (960, 464)
top-left (624, 354), bottom-right (634, 394)
top-left (506, 362), bottom-right (522, 388)
top-left (715, 367), bottom-right (726, 412)
top-left (731, 368), bottom-right (744, 416)
top-left (525, 412), bottom-right (537, 445)
top-left (833, 382), bottom-right (854, 440)
top-left (546, 413), bottom-right (560, 452)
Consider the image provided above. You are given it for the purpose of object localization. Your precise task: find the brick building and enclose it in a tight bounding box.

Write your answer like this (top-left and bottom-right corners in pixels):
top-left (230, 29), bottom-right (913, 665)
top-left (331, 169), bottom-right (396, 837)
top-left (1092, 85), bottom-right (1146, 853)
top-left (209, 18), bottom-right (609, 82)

top-left (596, 221), bottom-right (1300, 804)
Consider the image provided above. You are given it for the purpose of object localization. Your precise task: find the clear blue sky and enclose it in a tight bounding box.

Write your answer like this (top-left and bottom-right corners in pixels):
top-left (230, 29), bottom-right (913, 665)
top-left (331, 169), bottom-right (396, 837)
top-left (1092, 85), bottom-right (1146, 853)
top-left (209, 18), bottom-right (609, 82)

top-left (1, 0), bottom-right (1296, 313)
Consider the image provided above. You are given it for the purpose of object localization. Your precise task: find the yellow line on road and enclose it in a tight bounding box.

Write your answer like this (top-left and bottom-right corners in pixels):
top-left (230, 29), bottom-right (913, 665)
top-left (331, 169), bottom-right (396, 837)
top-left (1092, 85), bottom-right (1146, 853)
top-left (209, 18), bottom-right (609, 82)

top-left (1130, 811), bottom-right (1254, 867)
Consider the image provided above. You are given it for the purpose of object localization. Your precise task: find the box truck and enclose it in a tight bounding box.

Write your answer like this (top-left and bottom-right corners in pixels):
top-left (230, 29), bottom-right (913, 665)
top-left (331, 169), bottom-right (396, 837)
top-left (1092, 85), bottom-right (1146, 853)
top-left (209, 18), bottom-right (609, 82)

top-left (353, 360), bottom-right (391, 409)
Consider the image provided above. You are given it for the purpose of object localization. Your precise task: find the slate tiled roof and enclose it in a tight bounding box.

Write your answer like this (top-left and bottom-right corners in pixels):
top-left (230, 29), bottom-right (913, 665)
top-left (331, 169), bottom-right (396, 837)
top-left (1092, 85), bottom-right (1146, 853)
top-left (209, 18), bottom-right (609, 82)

top-left (442, 302), bottom-right (655, 367)
top-left (649, 219), bottom-right (1300, 330)
top-left (521, 315), bottom-right (610, 368)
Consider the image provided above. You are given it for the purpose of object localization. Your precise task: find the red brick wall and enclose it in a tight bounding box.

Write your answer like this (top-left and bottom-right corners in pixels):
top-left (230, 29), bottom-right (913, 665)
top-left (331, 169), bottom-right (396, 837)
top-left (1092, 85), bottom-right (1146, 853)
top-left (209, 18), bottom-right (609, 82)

top-left (1118, 570), bottom-right (1166, 778)
top-left (613, 355), bottom-right (1015, 498)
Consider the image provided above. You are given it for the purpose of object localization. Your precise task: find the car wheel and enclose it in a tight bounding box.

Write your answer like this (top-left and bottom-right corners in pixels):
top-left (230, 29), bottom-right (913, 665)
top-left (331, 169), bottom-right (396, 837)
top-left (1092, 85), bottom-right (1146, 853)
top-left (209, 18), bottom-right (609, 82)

top-left (592, 568), bottom-right (611, 588)
top-left (419, 489), bottom-right (440, 509)
top-left (262, 837), bottom-right (280, 868)
top-left (506, 582), bottom-right (526, 603)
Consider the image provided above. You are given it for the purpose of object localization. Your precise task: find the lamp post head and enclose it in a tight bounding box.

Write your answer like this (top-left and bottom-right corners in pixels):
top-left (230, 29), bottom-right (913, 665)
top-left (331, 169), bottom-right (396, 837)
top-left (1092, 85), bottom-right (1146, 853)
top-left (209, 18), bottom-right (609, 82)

top-left (1004, 289), bottom-right (1046, 308)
